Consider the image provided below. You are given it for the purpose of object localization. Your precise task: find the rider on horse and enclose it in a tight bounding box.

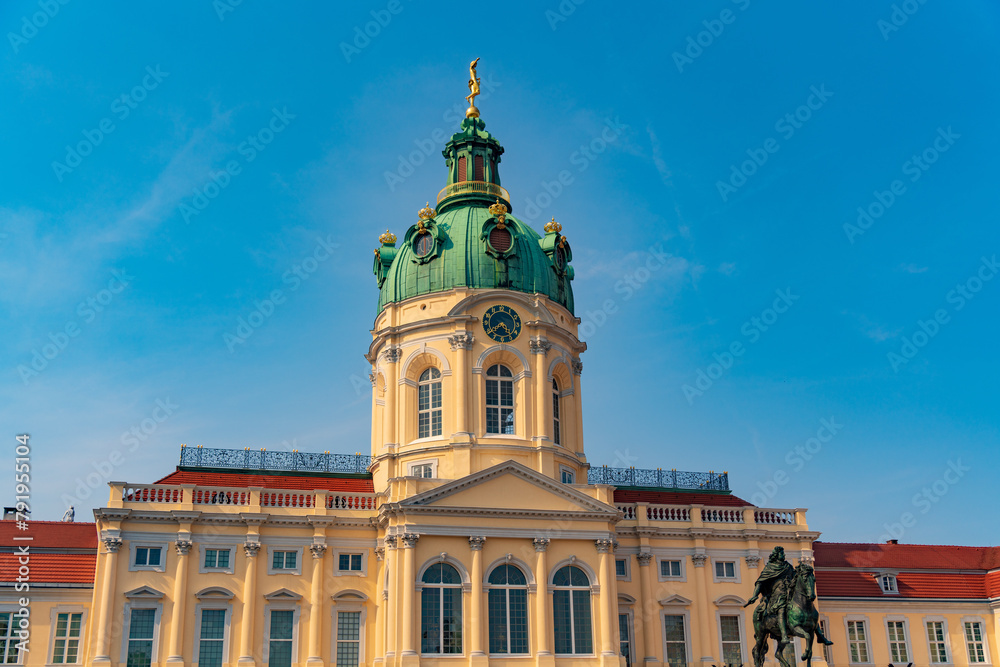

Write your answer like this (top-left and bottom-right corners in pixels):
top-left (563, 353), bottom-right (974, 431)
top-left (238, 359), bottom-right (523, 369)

top-left (745, 546), bottom-right (794, 645)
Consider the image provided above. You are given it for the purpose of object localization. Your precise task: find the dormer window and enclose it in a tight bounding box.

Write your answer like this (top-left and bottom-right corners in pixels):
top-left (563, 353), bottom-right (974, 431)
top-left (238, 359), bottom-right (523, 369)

top-left (878, 573), bottom-right (899, 593)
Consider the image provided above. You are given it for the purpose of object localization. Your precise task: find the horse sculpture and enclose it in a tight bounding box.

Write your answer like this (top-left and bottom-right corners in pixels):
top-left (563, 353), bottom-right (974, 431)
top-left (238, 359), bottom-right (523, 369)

top-left (751, 562), bottom-right (833, 667)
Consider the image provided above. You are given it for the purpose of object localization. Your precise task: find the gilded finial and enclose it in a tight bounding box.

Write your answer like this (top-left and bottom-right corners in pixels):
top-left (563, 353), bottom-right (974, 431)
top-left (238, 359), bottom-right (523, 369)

top-left (418, 202), bottom-right (436, 221)
top-left (489, 198), bottom-right (508, 227)
top-left (379, 229), bottom-right (397, 245)
top-left (544, 217), bottom-right (562, 234)
top-left (465, 57), bottom-right (481, 119)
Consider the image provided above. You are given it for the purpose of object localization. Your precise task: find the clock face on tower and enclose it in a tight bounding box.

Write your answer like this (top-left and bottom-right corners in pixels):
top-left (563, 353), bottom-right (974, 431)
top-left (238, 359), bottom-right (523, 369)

top-left (482, 305), bottom-right (522, 343)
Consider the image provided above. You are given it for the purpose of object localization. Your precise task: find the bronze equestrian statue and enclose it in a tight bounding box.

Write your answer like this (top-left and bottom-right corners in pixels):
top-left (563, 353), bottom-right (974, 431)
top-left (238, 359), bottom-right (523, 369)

top-left (745, 546), bottom-right (833, 667)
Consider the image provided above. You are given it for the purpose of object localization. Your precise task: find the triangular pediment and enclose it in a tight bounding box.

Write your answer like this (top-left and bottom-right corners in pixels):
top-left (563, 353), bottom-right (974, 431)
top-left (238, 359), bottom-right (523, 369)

top-left (124, 586), bottom-right (164, 599)
top-left (400, 460), bottom-right (617, 515)
top-left (264, 588), bottom-right (302, 601)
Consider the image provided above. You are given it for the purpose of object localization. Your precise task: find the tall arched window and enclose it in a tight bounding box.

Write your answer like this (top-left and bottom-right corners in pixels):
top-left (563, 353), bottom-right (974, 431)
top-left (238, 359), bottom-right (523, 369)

top-left (553, 565), bottom-right (592, 655)
top-left (485, 364), bottom-right (514, 434)
top-left (421, 563), bottom-right (463, 654)
top-left (552, 379), bottom-right (561, 445)
top-left (418, 368), bottom-right (442, 438)
top-left (474, 155), bottom-right (485, 181)
top-left (488, 564), bottom-right (529, 655)
top-left (457, 156), bottom-right (467, 182)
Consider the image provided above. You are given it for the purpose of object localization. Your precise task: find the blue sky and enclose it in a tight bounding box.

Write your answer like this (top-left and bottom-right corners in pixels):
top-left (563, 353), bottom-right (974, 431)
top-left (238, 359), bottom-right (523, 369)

top-left (2, 1), bottom-right (997, 545)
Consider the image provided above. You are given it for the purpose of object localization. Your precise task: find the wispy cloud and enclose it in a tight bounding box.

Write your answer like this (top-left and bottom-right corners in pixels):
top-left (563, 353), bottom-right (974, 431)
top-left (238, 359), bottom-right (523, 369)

top-left (844, 310), bottom-right (902, 342)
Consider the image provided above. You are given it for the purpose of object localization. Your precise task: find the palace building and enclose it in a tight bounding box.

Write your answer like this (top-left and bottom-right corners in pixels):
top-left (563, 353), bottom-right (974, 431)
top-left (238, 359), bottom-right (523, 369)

top-left (2, 77), bottom-right (997, 667)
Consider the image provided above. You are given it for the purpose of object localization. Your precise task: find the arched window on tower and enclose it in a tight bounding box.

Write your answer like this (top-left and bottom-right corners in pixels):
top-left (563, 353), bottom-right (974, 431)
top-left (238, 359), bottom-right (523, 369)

top-left (552, 565), bottom-right (592, 655)
top-left (485, 364), bottom-right (514, 434)
top-left (418, 368), bottom-right (442, 438)
top-left (421, 563), bottom-right (463, 654)
top-left (474, 154), bottom-right (485, 181)
top-left (552, 379), bottom-right (561, 445)
top-left (488, 564), bottom-right (529, 655)
top-left (457, 156), bottom-right (467, 182)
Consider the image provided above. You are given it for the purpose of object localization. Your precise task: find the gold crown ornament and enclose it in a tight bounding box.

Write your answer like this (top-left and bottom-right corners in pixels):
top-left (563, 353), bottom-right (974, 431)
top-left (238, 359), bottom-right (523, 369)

top-left (379, 229), bottom-right (397, 245)
top-left (418, 202), bottom-right (436, 221)
top-left (489, 198), bottom-right (508, 227)
top-left (544, 217), bottom-right (562, 234)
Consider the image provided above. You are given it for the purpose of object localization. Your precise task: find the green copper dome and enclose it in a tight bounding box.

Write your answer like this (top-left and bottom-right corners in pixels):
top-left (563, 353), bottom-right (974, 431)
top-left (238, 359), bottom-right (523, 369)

top-left (374, 117), bottom-right (575, 314)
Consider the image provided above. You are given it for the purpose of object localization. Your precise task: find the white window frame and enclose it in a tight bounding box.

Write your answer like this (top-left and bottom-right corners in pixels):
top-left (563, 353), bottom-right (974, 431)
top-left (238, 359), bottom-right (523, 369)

top-left (819, 616), bottom-right (834, 666)
top-left (844, 616), bottom-right (872, 665)
top-left (199, 545), bottom-right (236, 575)
top-left (962, 616), bottom-right (990, 665)
top-left (550, 563), bottom-right (595, 656)
top-left (263, 604), bottom-right (300, 666)
top-left (559, 466), bottom-right (576, 485)
top-left (120, 603), bottom-right (163, 667)
top-left (660, 609), bottom-right (692, 667)
top-left (417, 367), bottom-right (443, 439)
top-left (716, 611), bottom-right (745, 666)
top-left (334, 550), bottom-right (368, 577)
top-left (267, 546), bottom-right (304, 576)
top-left (924, 617), bottom-right (952, 665)
top-left (711, 558), bottom-right (741, 583)
top-left (552, 378), bottom-right (562, 446)
top-left (658, 558), bottom-right (686, 582)
top-left (0, 604), bottom-right (27, 665)
top-left (408, 459), bottom-right (438, 478)
top-left (884, 616), bottom-right (912, 665)
top-left (128, 543), bottom-right (167, 572)
top-left (618, 610), bottom-right (635, 666)
top-left (485, 363), bottom-right (516, 435)
top-left (330, 596), bottom-right (367, 667)
top-left (48, 606), bottom-right (88, 665)
top-left (614, 555), bottom-right (630, 581)
top-left (877, 571), bottom-right (899, 594)
top-left (192, 604), bottom-right (232, 667)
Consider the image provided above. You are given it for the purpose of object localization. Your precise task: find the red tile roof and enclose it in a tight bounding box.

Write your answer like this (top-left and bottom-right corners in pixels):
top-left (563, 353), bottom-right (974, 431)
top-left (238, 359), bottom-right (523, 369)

top-left (815, 569), bottom-right (988, 599)
top-left (0, 552), bottom-right (96, 584)
top-left (156, 469), bottom-right (375, 492)
top-left (814, 541), bottom-right (1000, 570)
top-left (0, 520), bottom-right (98, 549)
top-left (613, 489), bottom-right (751, 507)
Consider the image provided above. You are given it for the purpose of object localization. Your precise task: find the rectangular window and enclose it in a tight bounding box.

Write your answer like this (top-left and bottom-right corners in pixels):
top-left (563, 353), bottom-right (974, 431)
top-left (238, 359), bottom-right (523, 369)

top-left (0, 612), bottom-right (19, 664)
top-left (418, 377), bottom-right (442, 438)
top-left (52, 612), bottom-right (83, 664)
top-left (474, 154), bottom-right (485, 181)
top-left (134, 547), bottom-right (161, 567)
top-left (336, 611), bottom-right (361, 667)
top-left (965, 621), bottom-right (986, 663)
top-left (198, 609), bottom-right (226, 667)
top-left (660, 560), bottom-right (682, 578)
top-left (715, 561), bottom-right (736, 578)
top-left (820, 619), bottom-right (834, 665)
top-left (339, 554), bottom-right (363, 571)
top-left (553, 589), bottom-right (592, 655)
top-left (204, 549), bottom-right (230, 569)
top-left (663, 615), bottom-right (687, 667)
top-left (927, 621), bottom-right (949, 664)
top-left (887, 620), bottom-right (909, 663)
top-left (847, 620), bottom-right (870, 663)
top-left (485, 376), bottom-right (514, 434)
top-left (719, 615), bottom-right (743, 666)
top-left (411, 463), bottom-right (434, 478)
top-left (618, 614), bottom-right (632, 667)
top-left (457, 156), bottom-right (467, 182)
top-left (126, 608), bottom-right (157, 667)
top-left (560, 467), bottom-right (575, 484)
top-left (552, 386), bottom-right (561, 445)
top-left (269, 610), bottom-right (294, 667)
top-left (615, 558), bottom-right (628, 578)
top-left (272, 551), bottom-right (297, 570)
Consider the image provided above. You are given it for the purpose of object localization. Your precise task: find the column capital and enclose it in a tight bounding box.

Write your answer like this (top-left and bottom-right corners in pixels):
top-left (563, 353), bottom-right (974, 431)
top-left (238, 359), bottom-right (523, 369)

top-left (745, 554), bottom-right (761, 569)
top-left (175, 539), bottom-right (193, 556)
top-left (375, 546), bottom-right (386, 561)
top-left (384, 346), bottom-right (402, 363)
top-left (448, 332), bottom-right (474, 350)
top-left (401, 533), bottom-right (420, 549)
top-left (368, 371), bottom-right (377, 387)
top-left (309, 544), bottom-right (328, 559)
top-left (533, 537), bottom-right (550, 552)
top-left (636, 553), bottom-right (653, 566)
top-left (691, 553), bottom-right (708, 568)
top-left (529, 337), bottom-right (552, 355)
top-left (244, 541), bottom-right (261, 558)
top-left (595, 538), bottom-right (615, 553)
top-left (468, 536), bottom-right (486, 551)
top-left (102, 537), bottom-right (123, 553)
top-left (384, 535), bottom-right (398, 549)
top-left (571, 358), bottom-right (583, 375)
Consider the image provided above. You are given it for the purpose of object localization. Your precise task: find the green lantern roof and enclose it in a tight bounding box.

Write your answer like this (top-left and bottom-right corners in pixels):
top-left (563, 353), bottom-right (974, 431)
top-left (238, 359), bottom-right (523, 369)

top-left (374, 115), bottom-right (575, 314)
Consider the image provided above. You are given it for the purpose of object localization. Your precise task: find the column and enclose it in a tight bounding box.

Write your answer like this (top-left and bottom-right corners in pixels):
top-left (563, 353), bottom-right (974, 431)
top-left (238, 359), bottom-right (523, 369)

top-left (449, 332), bottom-right (473, 438)
top-left (238, 542), bottom-right (260, 666)
top-left (91, 537), bottom-right (122, 664)
top-left (385, 536), bottom-right (398, 665)
top-left (166, 539), bottom-right (193, 664)
top-left (531, 339), bottom-right (551, 443)
top-left (400, 533), bottom-right (420, 666)
top-left (636, 553), bottom-right (657, 666)
top-left (469, 536), bottom-right (487, 666)
top-left (691, 552), bottom-right (713, 666)
top-left (596, 539), bottom-right (619, 665)
top-left (374, 547), bottom-right (386, 666)
top-left (383, 346), bottom-right (400, 445)
top-left (307, 543), bottom-right (327, 665)
top-left (533, 538), bottom-right (554, 667)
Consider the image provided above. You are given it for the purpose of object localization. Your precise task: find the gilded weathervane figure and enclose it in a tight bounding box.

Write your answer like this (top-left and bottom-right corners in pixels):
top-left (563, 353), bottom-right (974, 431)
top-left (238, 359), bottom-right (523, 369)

top-left (466, 57), bottom-right (481, 118)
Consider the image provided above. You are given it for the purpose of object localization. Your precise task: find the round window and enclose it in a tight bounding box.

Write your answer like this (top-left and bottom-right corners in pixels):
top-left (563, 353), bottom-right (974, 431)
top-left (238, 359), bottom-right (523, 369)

top-left (555, 246), bottom-right (566, 270)
top-left (414, 233), bottom-right (434, 257)
top-left (489, 227), bottom-right (512, 253)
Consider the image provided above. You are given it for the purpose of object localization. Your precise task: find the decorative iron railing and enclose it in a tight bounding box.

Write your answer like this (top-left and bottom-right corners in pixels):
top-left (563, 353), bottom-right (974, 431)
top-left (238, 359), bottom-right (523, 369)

top-left (587, 466), bottom-right (729, 491)
top-left (179, 445), bottom-right (372, 475)
top-left (436, 180), bottom-right (510, 206)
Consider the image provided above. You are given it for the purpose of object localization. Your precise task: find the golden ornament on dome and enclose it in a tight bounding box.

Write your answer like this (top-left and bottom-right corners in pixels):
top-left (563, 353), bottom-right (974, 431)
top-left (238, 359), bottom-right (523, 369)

top-left (379, 229), bottom-right (397, 245)
top-left (544, 217), bottom-right (562, 234)
top-left (489, 198), bottom-right (508, 227)
top-left (418, 202), bottom-right (436, 220)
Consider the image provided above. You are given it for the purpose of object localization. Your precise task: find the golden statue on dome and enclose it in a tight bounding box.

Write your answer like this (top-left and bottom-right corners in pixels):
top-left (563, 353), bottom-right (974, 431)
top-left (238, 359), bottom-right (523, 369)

top-left (466, 57), bottom-right (481, 118)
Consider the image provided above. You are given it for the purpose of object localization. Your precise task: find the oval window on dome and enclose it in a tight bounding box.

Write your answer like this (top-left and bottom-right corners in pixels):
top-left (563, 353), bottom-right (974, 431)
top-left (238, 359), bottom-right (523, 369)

top-left (555, 246), bottom-right (567, 270)
top-left (489, 227), bottom-right (512, 254)
top-left (414, 233), bottom-right (434, 257)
